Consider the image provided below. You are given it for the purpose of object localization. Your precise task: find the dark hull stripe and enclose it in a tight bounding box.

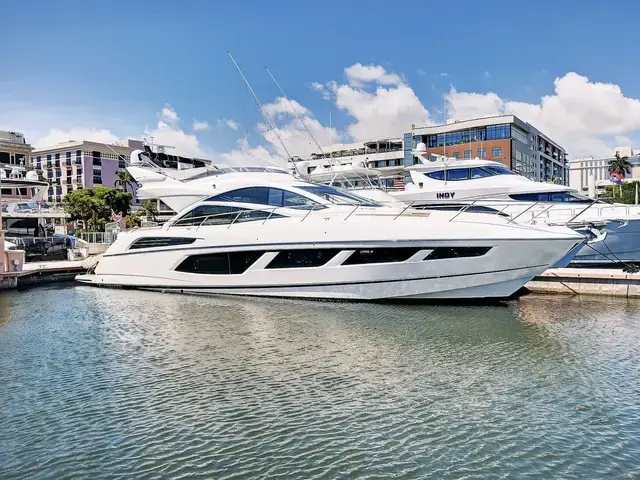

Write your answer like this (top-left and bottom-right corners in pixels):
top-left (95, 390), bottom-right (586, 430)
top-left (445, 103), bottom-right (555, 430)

top-left (104, 237), bottom-right (577, 258)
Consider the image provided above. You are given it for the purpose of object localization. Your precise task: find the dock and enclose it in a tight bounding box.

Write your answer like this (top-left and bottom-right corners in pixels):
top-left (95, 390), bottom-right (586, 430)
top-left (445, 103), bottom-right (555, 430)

top-left (525, 268), bottom-right (640, 298)
top-left (0, 260), bottom-right (87, 289)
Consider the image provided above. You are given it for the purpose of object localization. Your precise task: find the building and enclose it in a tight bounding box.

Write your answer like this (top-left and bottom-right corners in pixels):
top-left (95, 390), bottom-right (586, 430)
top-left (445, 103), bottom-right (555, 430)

top-left (0, 130), bottom-right (35, 201)
top-left (295, 115), bottom-right (569, 185)
top-left (32, 139), bottom-right (145, 204)
top-left (569, 148), bottom-right (640, 194)
top-left (405, 115), bottom-right (569, 184)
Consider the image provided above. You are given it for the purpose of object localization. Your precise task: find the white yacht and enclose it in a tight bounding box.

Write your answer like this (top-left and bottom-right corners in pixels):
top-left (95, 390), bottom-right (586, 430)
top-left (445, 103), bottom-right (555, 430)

top-left (76, 152), bottom-right (584, 301)
top-left (391, 145), bottom-right (640, 265)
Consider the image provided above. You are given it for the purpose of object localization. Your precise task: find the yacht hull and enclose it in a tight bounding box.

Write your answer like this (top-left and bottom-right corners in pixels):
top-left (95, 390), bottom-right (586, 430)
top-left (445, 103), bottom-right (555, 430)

top-left (76, 237), bottom-right (579, 301)
top-left (572, 218), bottom-right (640, 264)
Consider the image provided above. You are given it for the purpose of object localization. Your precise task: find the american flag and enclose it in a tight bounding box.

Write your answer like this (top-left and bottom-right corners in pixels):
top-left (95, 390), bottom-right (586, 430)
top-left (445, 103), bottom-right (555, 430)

top-left (110, 211), bottom-right (123, 223)
top-left (392, 178), bottom-right (406, 190)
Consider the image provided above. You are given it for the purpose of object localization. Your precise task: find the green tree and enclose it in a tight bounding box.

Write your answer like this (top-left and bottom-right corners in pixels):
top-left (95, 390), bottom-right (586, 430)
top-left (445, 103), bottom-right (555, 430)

top-left (114, 169), bottom-right (137, 193)
top-left (609, 152), bottom-right (632, 177)
top-left (62, 187), bottom-right (132, 231)
top-left (139, 200), bottom-right (159, 222)
top-left (602, 180), bottom-right (640, 204)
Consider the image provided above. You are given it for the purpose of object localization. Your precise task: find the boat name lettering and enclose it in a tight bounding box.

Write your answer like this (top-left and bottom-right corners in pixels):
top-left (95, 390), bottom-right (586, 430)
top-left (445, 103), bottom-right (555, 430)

top-left (436, 192), bottom-right (456, 199)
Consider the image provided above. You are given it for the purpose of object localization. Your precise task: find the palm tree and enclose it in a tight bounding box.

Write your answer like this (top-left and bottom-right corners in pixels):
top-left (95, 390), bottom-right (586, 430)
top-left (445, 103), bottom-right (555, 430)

top-left (609, 152), bottom-right (632, 177)
top-left (114, 169), bottom-right (137, 193)
top-left (139, 200), bottom-right (159, 222)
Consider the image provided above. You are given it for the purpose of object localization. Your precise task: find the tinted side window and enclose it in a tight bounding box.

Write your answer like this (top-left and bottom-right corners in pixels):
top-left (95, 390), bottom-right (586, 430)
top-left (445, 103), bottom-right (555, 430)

top-left (211, 187), bottom-right (319, 209)
top-left (446, 168), bottom-right (470, 181)
top-left (174, 205), bottom-right (243, 226)
top-left (470, 167), bottom-right (490, 179)
top-left (175, 251), bottom-right (266, 274)
top-left (215, 187), bottom-right (270, 204)
top-left (427, 170), bottom-right (445, 180)
top-left (266, 249), bottom-right (340, 268)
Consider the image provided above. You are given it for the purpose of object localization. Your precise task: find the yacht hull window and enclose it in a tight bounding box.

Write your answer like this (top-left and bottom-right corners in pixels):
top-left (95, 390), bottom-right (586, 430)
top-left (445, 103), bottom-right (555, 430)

top-left (176, 251), bottom-right (267, 274)
top-left (509, 192), bottom-right (596, 203)
top-left (343, 248), bottom-right (421, 265)
top-left (425, 247), bottom-right (492, 260)
top-left (129, 237), bottom-right (196, 250)
top-left (265, 249), bottom-right (341, 269)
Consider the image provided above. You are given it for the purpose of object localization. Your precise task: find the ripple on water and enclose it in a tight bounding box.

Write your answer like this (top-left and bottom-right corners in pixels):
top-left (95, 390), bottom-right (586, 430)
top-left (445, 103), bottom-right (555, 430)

top-left (1, 286), bottom-right (640, 479)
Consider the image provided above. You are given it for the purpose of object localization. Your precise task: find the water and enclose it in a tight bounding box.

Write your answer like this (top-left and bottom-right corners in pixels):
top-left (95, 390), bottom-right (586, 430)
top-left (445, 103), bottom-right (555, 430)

top-left (1, 286), bottom-right (640, 479)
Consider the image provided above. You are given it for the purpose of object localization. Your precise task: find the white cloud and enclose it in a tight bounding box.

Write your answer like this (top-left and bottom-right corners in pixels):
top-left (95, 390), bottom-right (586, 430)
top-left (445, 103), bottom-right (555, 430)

top-left (216, 118), bottom-right (239, 130)
top-left (160, 106), bottom-right (179, 125)
top-left (484, 71), bottom-right (491, 78)
top-left (445, 72), bottom-right (640, 157)
top-left (36, 127), bottom-right (119, 147)
top-left (144, 118), bottom-right (207, 158)
top-left (192, 120), bottom-right (210, 131)
top-left (320, 64), bottom-right (432, 140)
top-left (417, 68), bottom-right (426, 76)
top-left (311, 82), bottom-right (332, 100)
top-left (344, 63), bottom-right (403, 88)
top-left (258, 97), bottom-right (342, 161)
top-left (263, 97), bottom-right (311, 120)
top-left (440, 72), bottom-right (449, 77)
top-left (614, 135), bottom-right (633, 147)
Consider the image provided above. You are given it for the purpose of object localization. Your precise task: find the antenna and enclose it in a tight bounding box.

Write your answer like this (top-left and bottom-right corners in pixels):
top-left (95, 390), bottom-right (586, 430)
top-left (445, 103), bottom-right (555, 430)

top-left (264, 66), bottom-right (325, 155)
top-left (228, 52), bottom-right (294, 163)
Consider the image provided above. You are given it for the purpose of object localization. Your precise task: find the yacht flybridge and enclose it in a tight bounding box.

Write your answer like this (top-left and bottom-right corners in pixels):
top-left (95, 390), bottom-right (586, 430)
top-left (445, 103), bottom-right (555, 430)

top-left (76, 150), bottom-right (584, 301)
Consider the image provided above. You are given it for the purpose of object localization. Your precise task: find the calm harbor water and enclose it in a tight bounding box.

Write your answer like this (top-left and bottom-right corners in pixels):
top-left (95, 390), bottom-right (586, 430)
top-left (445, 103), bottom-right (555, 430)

top-left (1, 286), bottom-right (640, 479)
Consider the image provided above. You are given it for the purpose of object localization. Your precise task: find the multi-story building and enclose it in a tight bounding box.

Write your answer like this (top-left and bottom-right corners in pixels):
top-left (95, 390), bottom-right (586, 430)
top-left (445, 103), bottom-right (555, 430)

top-left (32, 139), bottom-right (145, 204)
top-left (569, 148), bottom-right (640, 195)
top-left (405, 115), bottom-right (569, 184)
top-left (0, 130), bottom-right (35, 201)
top-left (296, 115), bottom-right (569, 186)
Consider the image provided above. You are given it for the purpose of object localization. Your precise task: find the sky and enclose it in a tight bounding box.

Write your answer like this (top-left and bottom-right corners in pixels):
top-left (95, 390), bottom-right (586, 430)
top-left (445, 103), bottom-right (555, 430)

top-left (2, 0), bottom-right (640, 165)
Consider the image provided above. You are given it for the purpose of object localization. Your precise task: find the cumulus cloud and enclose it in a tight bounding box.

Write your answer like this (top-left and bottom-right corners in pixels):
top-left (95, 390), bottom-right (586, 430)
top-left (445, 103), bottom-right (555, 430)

top-left (144, 107), bottom-right (209, 158)
top-left (36, 127), bottom-right (119, 147)
top-left (160, 106), bottom-right (179, 125)
top-left (258, 97), bottom-right (342, 162)
top-left (315, 64), bottom-right (432, 140)
top-left (192, 120), bottom-right (210, 131)
top-left (445, 72), bottom-right (640, 156)
top-left (217, 118), bottom-right (239, 130)
top-left (345, 63), bottom-right (403, 88)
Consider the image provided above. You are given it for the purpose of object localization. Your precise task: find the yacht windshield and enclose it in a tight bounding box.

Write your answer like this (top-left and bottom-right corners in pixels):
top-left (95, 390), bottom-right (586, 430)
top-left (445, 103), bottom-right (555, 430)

top-left (297, 185), bottom-right (383, 207)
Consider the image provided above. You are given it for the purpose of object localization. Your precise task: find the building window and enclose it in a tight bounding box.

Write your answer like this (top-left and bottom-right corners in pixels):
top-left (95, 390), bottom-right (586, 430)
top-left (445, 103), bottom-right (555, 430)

top-left (464, 150), bottom-right (472, 159)
top-left (453, 152), bottom-right (460, 159)
top-left (478, 148), bottom-right (486, 159)
top-left (1, 188), bottom-right (12, 195)
top-left (92, 151), bottom-right (102, 166)
top-left (19, 188), bottom-right (28, 196)
top-left (47, 154), bottom-right (52, 168)
top-left (492, 147), bottom-right (502, 158)
top-left (118, 155), bottom-right (126, 169)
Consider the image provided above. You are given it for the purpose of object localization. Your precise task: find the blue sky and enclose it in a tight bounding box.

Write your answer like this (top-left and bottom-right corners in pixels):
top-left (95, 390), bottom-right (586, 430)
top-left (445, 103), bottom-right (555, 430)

top-left (2, 0), bottom-right (640, 160)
